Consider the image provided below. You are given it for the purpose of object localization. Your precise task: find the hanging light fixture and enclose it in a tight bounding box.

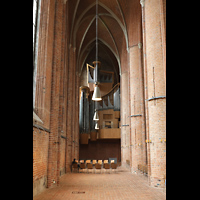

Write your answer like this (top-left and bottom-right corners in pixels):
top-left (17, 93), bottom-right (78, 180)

top-left (92, 0), bottom-right (102, 101)
top-left (92, 84), bottom-right (101, 101)
top-left (93, 109), bottom-right (99, 121)
top-left (95, 122), bottom-right (99, 129)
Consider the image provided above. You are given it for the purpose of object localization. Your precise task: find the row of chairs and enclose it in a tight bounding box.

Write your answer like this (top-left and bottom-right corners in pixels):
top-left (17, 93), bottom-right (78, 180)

top-left (138, 164), bottom-right (148, 175)
top-left (72, 159), bottom-right (118, 173)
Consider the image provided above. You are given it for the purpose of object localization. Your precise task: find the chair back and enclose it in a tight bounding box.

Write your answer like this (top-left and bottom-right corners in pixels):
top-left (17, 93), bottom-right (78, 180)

top-left (87, 163), bottom-right (93, 169)
top-left (111, 163), bottom-right (117, 169)
top-left (80, 163), bottom-right (85, 169)
top-left (104, 163), bottom-right (110, 169)
top-left (95, 163), bottom-right (102, 169)
top-left (103, 160), bottom-right (108, 168)
top-left (72, 163), bottom-right (78, 168)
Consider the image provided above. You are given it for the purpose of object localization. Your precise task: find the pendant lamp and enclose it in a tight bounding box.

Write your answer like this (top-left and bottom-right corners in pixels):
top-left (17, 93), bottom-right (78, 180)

top-left (95, 122), bottom-right (99, 129)
top-left (92, 85), bottom-right (102, 101)
top-left (92, 0), bottom-right (102, 101)
top-left (93, 109), bottom-right (99, 120)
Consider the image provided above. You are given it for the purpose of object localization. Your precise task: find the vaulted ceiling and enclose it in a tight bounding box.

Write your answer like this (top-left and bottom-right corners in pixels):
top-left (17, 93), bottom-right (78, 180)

top-left (68, 0), bottom-right (141, 84)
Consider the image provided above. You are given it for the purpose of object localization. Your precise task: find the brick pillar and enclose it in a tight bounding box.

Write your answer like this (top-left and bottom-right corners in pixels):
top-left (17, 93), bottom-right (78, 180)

top-left (47, 0), bottom-right (64, 188)
top-left (141, 0), bottom-right (166, 188)
top-left (121, 71), bottom-right (130, 168)
top-left (58, 0), bottom-right (67, 180)
top-left (71, 48), bottom-right (76, 161)
top-left (129, 43), bottom-right (146, 173)
top-left (64, 0), bottom-right (69, 174)
top-left (66, 46), bottom-right (74, 172)
top-left (74, 71), bottom-right (80, 159)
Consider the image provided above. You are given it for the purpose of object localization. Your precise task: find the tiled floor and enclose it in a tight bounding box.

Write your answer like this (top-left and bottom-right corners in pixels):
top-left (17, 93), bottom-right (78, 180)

top-left (33, 167), bottom-right (166, 200)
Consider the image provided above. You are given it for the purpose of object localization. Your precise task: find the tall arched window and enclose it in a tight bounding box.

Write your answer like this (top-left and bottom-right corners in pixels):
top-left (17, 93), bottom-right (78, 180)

top-left (33, 0), bottom-right (41, 108)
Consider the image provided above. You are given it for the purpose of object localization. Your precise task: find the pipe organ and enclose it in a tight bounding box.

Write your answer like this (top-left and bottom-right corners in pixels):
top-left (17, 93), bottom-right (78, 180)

top-left (79, 83), bottom-right (120, 143)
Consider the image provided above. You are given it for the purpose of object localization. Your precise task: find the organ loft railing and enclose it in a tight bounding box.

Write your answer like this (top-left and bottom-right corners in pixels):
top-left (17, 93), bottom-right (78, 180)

top-left (97, 83), bottom-right (120, 111)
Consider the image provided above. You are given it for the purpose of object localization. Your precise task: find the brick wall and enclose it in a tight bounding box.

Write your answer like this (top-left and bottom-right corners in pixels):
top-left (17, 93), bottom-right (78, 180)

top-left (79, 139), bottom-right (121, 162)
top-left (33, 0), bottom-right (80, 197)
top-left (33, 127), bottom-right (49, 196)
top-left (33, 0), bottom-right (56, 197)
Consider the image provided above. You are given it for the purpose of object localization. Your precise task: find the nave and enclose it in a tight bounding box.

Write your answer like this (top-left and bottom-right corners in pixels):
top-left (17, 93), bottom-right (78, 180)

top-left (33, 166), bottom-right (166, 200)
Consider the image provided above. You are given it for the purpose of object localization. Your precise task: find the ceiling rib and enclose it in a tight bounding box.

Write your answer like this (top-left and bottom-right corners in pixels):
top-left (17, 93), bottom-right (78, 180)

top-left (72, 2), bottom-right (96, 46)
top-left (78, 38), bottom-right (121, 77)
top-left (73, 2), bottom-right (129, 51)
top-left (116, 0), bottom-right (126, 26)
top-left (98, 16), bottom-right (120, 58)
top-left (76, 14), bottom-right (120, 67)
top-left (74, 15), bottom-right (95, 48)
top-left (98, 1), bottom-right (129, 52)
top-left (99, 43), bottom-right (119, 82)
top-left (77, 16), bottom-right (96, 61)
top-left (69, 0), bottom-right (80, 46)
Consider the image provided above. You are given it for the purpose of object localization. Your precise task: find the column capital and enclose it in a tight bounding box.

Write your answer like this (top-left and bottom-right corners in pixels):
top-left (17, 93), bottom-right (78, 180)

top-left (140, 0), bottom-right (145, 8)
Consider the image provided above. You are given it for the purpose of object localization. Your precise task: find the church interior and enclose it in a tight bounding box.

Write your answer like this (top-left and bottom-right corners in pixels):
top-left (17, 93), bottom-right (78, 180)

top-left (33, 0), bottom-right (166, 198)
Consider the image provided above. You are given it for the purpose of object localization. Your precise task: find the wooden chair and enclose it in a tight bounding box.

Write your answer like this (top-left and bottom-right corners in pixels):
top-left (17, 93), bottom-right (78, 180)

top-left (111, 163), bottom-right (117, 173)
top-left (95, 163), bottom-right (102, 173)
top-left (72, 163), bottom-right (78, 173)
top-left (103, 160), bottom-right (108, 168)
top-left (104, 163), bottom-right (111, 173)
top-left (87, 163), bottom-right (93, 173)
top-left (79, 162), bottom-right (86, 173)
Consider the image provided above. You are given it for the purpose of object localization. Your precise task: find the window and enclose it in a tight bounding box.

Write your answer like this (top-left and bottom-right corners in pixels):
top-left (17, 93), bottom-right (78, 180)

top-left (33, 0), bottom-right (41, 108)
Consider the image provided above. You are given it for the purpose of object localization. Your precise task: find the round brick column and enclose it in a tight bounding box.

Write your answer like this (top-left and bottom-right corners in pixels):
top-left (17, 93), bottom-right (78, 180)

top-left (129, 44), bottom-right (146, 173)
top-left (120, 71), bottom-right (130, 168)
top-left (142, 0), bottom-right (166, 188)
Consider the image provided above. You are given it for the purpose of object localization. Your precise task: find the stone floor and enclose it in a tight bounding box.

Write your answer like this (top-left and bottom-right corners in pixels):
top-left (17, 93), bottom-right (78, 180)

top-left (33, 167), bottom-right (166, 200)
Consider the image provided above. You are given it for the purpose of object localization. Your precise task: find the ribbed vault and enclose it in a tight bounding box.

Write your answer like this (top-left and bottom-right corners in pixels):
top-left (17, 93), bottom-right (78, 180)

top-left (68, 0), bottom-right (136, 82)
